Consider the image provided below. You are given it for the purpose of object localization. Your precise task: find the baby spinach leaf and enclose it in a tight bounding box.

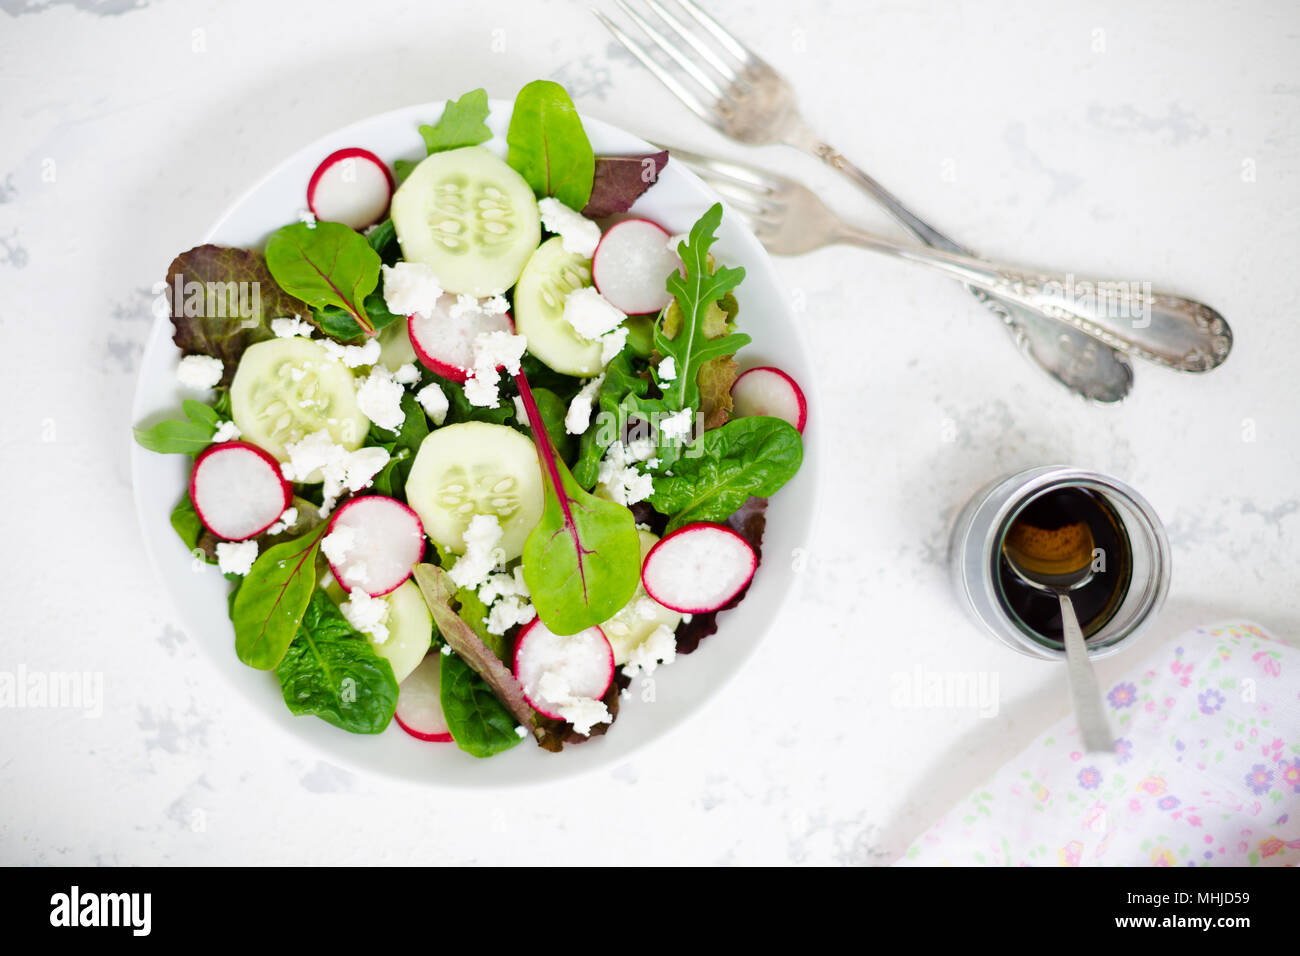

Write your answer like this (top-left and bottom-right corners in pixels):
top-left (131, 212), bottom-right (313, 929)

top-left (231, 524), bottom-right (328, 670)
top-left (572, 351), bottom-right (648, 489)
top-left (526, 386), bottom-right (576, 466)
top-left (413, 564), bottom-right (536, 756)
top-left (516, 372), bottom-right (640, 635)
top-left (264, 221), bottom-right (382, 337)
top-left (167, 245), bottom-right (302, 386)
top-left (419, 88), bottom-right (493, 154)
top-left (365, 218), bottom-right (397, 256)
top-left (649, 416), bottom-right (802, 532)
top-left (312, 291), bottom-right (400, 343)
top-left (506, 80), bottom-right (595, 210)
top-left (393, 159), bottom-right (417, 184)
top-left (132, 398), bottom-right (220, 455)
top-left (276, 590), bottom-right (399, 734)
top-left (366, 392), bottom-right (429, 500)
top-left (439, 651), bottom-right (522, 758)
top-left (169, 492), bottom-right (204, 552)
top-left (582, 151), bottom-right (669, 219)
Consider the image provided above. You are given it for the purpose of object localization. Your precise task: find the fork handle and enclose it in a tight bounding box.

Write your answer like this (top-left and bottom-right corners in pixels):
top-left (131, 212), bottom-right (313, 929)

top-left (834, 224), bottom-right (1232, 372)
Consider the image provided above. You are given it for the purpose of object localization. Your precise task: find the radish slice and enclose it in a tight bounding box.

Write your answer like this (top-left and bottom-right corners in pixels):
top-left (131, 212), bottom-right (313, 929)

top-left (641, 522), bottom-right (758, 614)
top-left (512, 619), bottom-right (614, 720)
top-left (591, 218), bottom-right (681, 314)
top-left (731, 366), bottom-right (808, 433)
top-left (324, 495), bottom-right (425, 597)
top-left (189, 441), bottom-right (291, 542)
top-left (408, 293), bottom-right (515, 383)
top-left (394, 654), bottom-right (452, 742)
top-left (306, 147), bottom-right (394, 231)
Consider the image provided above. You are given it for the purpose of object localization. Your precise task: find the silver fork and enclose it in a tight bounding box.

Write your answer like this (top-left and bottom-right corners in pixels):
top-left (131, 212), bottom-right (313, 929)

top-left (596, 0), bottom-right (1152, 400)
top-left (664, 146), bottom-right (1231, 372)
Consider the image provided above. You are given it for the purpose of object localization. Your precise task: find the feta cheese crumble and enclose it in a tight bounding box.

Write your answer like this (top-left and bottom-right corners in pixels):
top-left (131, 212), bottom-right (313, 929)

top-left (320, 337), bottom-right (381, 369)
top-left (448, 514), bottom-right (504, 590)
top-left (393, 363), bottom-right (421, 386)
top-left (622, 624), bottom-right (678, 678)
top-left (537, 197), bottom-right (602, 257)
top-left (486, 595), bottom-right (537, 635)
top-left (265, 506), bottom-right (298, 536)
top-left (513, 394), bottom-right (528, 425)
top-left (356, 365), bottom-right (406, 431)
top-left (657, 356), bottom-right (677, 382)
top-left (415, 382), bottom-right (449, 426)
top-left (536, 672), bottom-right (611, 736)
top-left (280, 430), bottom-right (391, 516)
top-left (599, 326), bottom-right (629, 366)
top-left (270, 315), bottom-right (313, 338)
top-left (563, 286), bottom-right (626, 340)
top-left (298, 209), bottom-right (318, 229)
top-left (211, 420), bottom-right (241, 443)
top-left (658, 407), bottom-right (696, 443)
top-left (463, 331), bottom-right (528, 408)
top-left (342, 587), bottom-right (389, 644)
top-left (320, 524), bottom-right (356, 566)
top-left (596, 440), bottom-right (655, 506)
top-left (381, 262), bottom-right (444, 318)
top-left (176, 354), bottom-right (223, 390)
top-left (564, 374), bottom-right (605, 435)
top-left (216, 539), bottom-right (258, 576)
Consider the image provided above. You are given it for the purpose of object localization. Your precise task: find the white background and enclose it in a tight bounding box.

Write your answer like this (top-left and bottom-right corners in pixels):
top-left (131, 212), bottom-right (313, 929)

top-left (1, 0), bottom-right (1297, 865)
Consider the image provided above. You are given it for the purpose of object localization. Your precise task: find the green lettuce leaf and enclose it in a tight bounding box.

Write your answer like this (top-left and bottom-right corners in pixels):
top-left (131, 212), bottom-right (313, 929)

top-left (506, 80), bottom-right (595, 210)
top-left (231, 524), bottom-right (327, 670)
top-left (649, 416), bottom-right (803, 532)
top-left (419, 88), bottom-right (493, 153)
top-left (264, 221), bottom-right (382, 338)
top-left (167, 245), bottom-right (301, 386)
top-left (276, 590), bottom-right (399, 734)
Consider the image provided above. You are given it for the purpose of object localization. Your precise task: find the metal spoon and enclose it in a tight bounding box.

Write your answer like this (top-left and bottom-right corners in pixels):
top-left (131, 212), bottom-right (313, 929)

top-left (1002, 520), bottom-right (1115, 753)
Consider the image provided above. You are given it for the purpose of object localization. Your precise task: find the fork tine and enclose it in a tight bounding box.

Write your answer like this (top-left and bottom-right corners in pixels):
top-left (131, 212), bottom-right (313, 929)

top-left (614, 0), bottom-right (727, 101)
top-left (643, 0), bottom-right (741, 85)
top-left (673, 0), bottom-right (756, 66)
top-left (595, 9), bottom-right (720, 129)
top-left (692, 176), bottom-right (778, 218)
top-left (665, 149), bottom-right (778, 192)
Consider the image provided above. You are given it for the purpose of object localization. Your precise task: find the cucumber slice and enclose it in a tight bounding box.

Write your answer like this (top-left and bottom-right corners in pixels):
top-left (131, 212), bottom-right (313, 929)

top-left (513, 236), bottom-right (604, 376)
top-left (377, 315), bottom-right (418, 370)
top-left (230, 338), bottom-right (368, 473)
top-left (390, 146), bottom-right (541, 297)
top-left (404, 422), bottom-right (544, 561)
top-left (373, 580), bottom-right (433, 683)
top-left (600, 530), bottom-right (683, 665)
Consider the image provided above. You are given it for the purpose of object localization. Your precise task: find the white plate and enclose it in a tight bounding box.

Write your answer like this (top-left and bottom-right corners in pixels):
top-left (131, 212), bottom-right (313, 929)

top-left (131, 100), bottom-right (821, 786)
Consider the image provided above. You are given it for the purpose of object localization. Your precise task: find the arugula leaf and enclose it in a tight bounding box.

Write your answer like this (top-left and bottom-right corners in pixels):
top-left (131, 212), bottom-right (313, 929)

top-left (649, 416), bottom-right (803, 532)
top-left (582, 151), bottom-right (669, 219)
top-left (412, 564), bottom-right (535, 757)
top-left (167, 245), bottom-right (303, 386)
top-left (275, 590), bottom-right (399, 734)
top-left (657, 204), bottom-right (749, 412)
top-left (132, 398), bottom-right (221, 455)
top-left (516, 372), bottom-right (640, 635)
top-left (231, 524), bottom-right (327, 670)
top-left (572, 351), bottom-right (648, 489)
top-left (506, 80), bottom-right (595, 210)
top-left (264, 221), bottom-right (382, 337)
top-left (419, 88), bottom-right (493, 154)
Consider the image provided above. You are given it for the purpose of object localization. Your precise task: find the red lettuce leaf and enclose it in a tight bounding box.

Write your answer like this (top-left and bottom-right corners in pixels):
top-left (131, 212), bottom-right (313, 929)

top-left (167, 244), bottom-right (306, 386)
top-left (581, 151), bottom-right (669, 219)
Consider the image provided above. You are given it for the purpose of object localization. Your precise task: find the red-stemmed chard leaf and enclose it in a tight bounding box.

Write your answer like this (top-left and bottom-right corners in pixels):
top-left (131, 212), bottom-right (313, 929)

top-left (515, 370), bottom-right (641, 636)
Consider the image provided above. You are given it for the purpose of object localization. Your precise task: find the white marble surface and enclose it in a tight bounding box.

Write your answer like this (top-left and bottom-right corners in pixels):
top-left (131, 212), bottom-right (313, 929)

top-left (1, 0), bottom-right (1297, 865)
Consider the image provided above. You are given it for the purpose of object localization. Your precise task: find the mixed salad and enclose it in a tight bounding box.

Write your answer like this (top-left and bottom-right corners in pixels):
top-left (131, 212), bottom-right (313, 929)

top-left (135, 82), bottom-right (808, 759)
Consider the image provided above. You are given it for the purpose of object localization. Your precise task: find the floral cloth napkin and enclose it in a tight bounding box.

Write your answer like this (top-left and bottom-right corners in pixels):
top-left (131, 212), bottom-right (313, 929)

top-left (897, 622), bottom-right (1300, 866)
